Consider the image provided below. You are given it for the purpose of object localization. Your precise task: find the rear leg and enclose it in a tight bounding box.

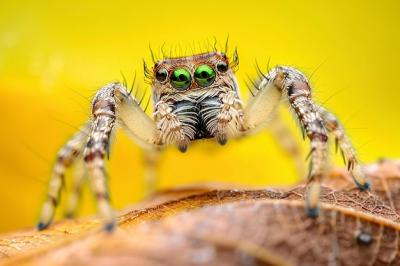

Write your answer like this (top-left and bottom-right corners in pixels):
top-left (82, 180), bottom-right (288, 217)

top-left (64, 159), bottom-right (87, 218)
top-left (39, 82), bottom-right (159, 231)
top-left (318, 107), bottom-right (370, 190)
top-left (37, 125), bottom-right (89, 230)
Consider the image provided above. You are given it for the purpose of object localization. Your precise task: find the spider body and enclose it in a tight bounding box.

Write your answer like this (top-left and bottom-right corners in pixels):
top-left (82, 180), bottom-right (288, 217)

top-left (38, 48), bottom-right (370, 231)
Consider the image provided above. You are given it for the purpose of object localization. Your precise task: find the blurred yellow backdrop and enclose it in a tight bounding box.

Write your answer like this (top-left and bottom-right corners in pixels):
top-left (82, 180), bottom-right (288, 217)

top-left (0, 0), bottom-right (399, 233)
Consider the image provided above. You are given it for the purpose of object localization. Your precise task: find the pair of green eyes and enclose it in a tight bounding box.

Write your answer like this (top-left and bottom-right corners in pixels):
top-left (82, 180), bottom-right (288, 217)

top-left (171, 65), bottom-right (215, 89)
top-left (156, 63), bottom-right (227, 90)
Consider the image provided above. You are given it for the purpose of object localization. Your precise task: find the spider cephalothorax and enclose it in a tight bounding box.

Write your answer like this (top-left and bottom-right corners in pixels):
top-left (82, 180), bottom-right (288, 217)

top-left (38, 48), bottom-right (370, 232)
top-left (147, 52), bottom-right (243, 151)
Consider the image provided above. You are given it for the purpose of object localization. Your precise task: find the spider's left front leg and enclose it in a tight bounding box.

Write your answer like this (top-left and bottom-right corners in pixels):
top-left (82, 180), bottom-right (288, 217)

top-left (38, 82), bottom-right (159, 231)
top-left (81, 82), bottom-right (159, 231)
top-left (243, 66), bottom-right (370, 216)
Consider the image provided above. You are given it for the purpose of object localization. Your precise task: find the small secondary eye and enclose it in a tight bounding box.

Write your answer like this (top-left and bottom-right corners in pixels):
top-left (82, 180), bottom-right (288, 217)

top-left (170, 68), bottom-right (192, 90)
top-left (194, 65), bottom-right (216, 87)
top-left (156, 68), bottom-right (168, 82)
top-left (216, 61), bottom-right (228, 73)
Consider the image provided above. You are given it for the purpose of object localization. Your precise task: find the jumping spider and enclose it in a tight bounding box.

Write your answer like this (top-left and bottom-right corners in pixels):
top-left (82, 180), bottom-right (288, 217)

top-left (38, 48), bottom-right (370, 231)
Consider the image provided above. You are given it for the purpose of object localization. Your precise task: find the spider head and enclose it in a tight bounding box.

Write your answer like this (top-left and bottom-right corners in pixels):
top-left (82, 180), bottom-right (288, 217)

top-left (146, 51), bottom-right (242, 149)
top-left (148, 51), bottom-right (239, 101)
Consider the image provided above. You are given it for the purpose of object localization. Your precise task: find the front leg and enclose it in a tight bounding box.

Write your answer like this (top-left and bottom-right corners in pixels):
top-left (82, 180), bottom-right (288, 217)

top-left (38, 82), bottom-right (159, 231)
top-left (283, 68), bottom-right (330, 217)
top-left (84, 83), bottom-right (159, 231)
top-left (82, 94), bottom-right (116, 231)
top-left (243, 66), bottom-right (370, 216)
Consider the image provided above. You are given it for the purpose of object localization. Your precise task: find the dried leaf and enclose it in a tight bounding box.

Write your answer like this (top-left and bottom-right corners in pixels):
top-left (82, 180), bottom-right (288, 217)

top-left (1, 160), bottom-right (400, 266)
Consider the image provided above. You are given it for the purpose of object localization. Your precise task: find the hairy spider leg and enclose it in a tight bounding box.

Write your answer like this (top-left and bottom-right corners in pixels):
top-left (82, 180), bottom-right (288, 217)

top-left (318, 107), bottom-right (369, 190)
top-left (38, 82), bottom-right (158, 231)
top-left (243, 66), bottom-right (370, 217)
top-left (64, 159), bottom-right (87, 218)
top-left (37, 125), bottom-right (90, 230)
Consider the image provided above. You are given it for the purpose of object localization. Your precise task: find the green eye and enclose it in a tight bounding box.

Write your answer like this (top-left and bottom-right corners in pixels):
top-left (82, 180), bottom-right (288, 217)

top-left (170, 68), bottom-right (192, 90)
top-left (194, 65), bottom-right (216, 87)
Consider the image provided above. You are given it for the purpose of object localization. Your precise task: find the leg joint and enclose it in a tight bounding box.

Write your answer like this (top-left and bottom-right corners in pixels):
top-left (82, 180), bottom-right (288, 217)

top-left (308, 131), bottom-right (328, 142)
top-left (92, 99), bottom-right (116, 118)
top-left (84, 150), bottom-right (104, 162)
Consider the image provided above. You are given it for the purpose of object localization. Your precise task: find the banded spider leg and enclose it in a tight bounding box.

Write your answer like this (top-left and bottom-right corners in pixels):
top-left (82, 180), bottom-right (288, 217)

top-left (243, 65), bottom-right (370, 216)
top-left (38, 82), bottom-right (158, 231)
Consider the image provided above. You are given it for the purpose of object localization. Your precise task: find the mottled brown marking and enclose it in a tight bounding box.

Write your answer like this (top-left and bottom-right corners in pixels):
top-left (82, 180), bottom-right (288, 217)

top-left (92, 99), bottom-right (115, 116)
top-left (49, 195), bottom-right (57, 207)
top-left (84, 150), bottom-right (104, 162)
top-left (309, 131), bottom-right (328, 142)
top-left (95, 192), bottom-right (109, 200)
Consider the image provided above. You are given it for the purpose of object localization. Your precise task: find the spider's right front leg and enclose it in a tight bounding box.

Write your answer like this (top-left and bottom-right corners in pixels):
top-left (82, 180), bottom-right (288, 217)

top-left (38, 82), bottom-right (158, 231)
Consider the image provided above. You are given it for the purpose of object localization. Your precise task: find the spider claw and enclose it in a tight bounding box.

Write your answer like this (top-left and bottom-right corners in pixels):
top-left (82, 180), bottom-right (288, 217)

top-left (305, 181), bottom-right (320, 218)
top-left (351, 165), bottom-right (371, 191)
top-left (353, 177), bottom-right (371, 191)
top-left (37, 201), bottom-right (55, 231)
top-left (217, 135), bottom-right (228, 145)
top-left (104, 221), bottom-right (116, 233)
top-left (306, 206), bottom-right (320, 218)
top-left (360, 181), bottom-right (371, 191)
top-left (178, 144), bottom-right (188, 153)
top-left (37, 221), bottom-right (51, 231)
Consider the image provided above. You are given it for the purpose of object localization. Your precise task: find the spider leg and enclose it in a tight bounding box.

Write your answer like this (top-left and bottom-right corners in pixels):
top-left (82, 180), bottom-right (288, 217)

top-left (83, 107), bottom-right (116, 231)
top-left (84, 82), bottom-right (158, 231)
top-left (38, 82), bottom-right (158, 231)
top-left (318, 107), bottom-right (370, 190)
top-left (243, 73), bottom-right (281, 132)
top-left (37, 125), bottom-right (90, 230)
top-left (64, 158), bottom-right (87, 218)
top-left (243, 66), bottom-right (368, 217)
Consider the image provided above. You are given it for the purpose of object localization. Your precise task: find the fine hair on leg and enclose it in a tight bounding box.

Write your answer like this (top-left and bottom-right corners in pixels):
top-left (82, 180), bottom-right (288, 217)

top-left (37, 125), bottom-right (90, 230)
top-left (39, 82), bottom-right (159, 231)
top-left (243, 65), bottom-right (369, 217)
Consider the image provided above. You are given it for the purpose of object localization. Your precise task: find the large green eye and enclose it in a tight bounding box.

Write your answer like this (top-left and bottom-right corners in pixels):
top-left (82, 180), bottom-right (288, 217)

top-left (170, 68), bottom-right (192, 90)
top-left (194, 65), bottom-right (216, 87)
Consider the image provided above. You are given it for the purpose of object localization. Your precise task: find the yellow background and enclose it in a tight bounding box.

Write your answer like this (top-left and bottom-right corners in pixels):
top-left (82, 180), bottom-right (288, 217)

top-left (0, 0), bottom-right (399, 233)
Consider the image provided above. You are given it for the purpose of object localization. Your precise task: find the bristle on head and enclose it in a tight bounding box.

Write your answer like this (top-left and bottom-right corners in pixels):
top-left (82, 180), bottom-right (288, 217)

top-left (146, 38), bottom-right (238, 67)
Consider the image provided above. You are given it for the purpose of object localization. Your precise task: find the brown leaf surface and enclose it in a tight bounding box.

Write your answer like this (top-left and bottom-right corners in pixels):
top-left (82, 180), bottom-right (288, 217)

top-left (1, 160), bottom-right (400, 266)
